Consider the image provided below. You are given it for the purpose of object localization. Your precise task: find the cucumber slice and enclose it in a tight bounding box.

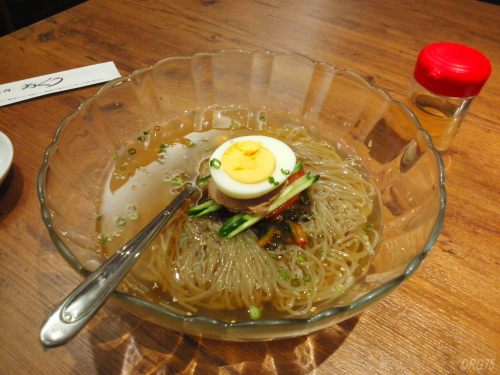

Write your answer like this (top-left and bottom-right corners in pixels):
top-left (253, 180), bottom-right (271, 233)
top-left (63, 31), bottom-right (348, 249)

top-left (188, 199), bottom-right (222, 218)
top-left (222, 172), bottom-right (319, 239)
top-left (189, 163), bottom-right (319, 238)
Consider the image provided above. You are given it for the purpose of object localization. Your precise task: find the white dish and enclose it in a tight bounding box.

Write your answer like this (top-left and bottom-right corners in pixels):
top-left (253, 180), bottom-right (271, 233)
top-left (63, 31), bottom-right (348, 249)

top-left (0, 131), bottom-right (14, 185)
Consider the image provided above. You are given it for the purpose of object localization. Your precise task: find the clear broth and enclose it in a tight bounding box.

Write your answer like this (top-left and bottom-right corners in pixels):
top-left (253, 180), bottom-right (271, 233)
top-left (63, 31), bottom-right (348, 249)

top-left (96, 106), bottom-right (382, 322)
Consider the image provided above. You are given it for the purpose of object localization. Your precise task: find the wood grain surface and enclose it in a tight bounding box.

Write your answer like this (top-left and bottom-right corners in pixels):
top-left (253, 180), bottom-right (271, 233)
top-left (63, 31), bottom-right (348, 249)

top-left (1, 0), bottom-right (499, 374)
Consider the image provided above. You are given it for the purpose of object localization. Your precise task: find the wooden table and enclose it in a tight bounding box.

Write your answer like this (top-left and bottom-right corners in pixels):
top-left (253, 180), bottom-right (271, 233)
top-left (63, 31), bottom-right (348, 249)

top-left (1, 0), bottom-right (499, 373)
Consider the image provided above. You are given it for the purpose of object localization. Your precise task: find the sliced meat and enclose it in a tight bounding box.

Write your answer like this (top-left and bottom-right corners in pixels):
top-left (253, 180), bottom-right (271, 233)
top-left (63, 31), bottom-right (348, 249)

top-left (208, 179), bottom-right (288, 215)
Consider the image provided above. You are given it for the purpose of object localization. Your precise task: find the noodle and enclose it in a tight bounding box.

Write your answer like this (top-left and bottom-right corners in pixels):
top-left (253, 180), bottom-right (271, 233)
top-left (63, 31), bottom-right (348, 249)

top-left (144, 126), bottom-right (380, 318)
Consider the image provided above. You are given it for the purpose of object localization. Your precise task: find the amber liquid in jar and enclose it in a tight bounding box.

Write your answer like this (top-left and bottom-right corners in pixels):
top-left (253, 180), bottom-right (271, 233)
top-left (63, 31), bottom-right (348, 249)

top-left (404, 96), bottom-right (464, 151)
top-left (405, 78), bottom-right (474, 152)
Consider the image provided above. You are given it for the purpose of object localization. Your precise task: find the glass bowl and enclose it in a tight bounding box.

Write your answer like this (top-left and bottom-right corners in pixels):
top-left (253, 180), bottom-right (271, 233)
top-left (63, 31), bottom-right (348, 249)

top-left (38, 50), bottom-right (445, 341)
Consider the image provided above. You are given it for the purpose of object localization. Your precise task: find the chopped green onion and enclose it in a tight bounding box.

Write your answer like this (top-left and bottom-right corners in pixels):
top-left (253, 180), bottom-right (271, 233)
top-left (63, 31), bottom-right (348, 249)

top-left (259, 116), bottom-right (266, 121)
top-left (154, 125), bottom-right (161, 131)
top-left (129, 211), bottom-right (139, 221)
top-left (143, 130), bottom-right (151, 135)
top-left (268, 176), bottom-right (279, 186)
top-left (319, 250), bottom-right (324, 256)
top-left (128, 148), bottom-right (137, 155)
top-left (96, 216), bottom-right (102, 221)
top-left (113, 155), bottom-right (119, 160)
top-left (160, 144), bottom-right (167, 149)
top-left (303, 274), bottom-right (312, 283)
top-left (335, 284), bottom-right (346, 293)
top-left (137, 135), bottom-right (146, 142)
top-left (249, 306), bottom-right (261, 320)
top-left (279, 270), bottom-right (289, 279)
top-left (340, 175), bottom-right (345, 180)
top-left (165, 175), bottom-right (185, 185)
top-left (269, 253), bottom-right (276, 258)
top-left (102, 236), bottom-right (111, 244)
top-left (116, 218), bottom-right (126, 227)
top-left (120, 166), bottom-right (126, 171)
top-left (297, 256), bottom-right (305, 263)
top-left (281, 169), bottom-right (291, 175)
top-left (363, 222), bottom-right (374, 232)
top-left (291, 278), bottom-right (301, 287)
top-left (210, 158), bottom-right (221, 169)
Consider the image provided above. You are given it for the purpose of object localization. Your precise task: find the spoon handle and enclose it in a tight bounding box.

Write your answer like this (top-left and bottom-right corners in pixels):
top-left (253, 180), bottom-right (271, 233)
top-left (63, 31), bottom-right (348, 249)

top-left (40, 185), bottom-right (195, 348)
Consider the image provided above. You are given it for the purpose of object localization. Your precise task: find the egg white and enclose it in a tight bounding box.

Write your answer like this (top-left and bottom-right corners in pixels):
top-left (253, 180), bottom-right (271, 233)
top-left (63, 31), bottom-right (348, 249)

top-left (209, 135), bottom-right (296, 200)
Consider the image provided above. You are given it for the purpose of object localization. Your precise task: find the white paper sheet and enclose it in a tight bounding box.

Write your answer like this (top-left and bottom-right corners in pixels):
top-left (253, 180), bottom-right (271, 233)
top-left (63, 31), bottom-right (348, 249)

top-left (0, 62), bottom-right (122, 107)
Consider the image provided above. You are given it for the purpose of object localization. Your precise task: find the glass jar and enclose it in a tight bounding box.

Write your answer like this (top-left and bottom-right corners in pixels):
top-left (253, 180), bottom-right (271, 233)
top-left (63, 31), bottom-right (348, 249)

top-left (405, 43), bottom-right (491, 152)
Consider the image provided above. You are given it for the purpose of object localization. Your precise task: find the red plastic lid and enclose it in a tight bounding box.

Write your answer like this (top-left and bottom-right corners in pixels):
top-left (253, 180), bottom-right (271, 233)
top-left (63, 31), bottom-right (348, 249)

top-left (413, 42), bottom-right (491, 98)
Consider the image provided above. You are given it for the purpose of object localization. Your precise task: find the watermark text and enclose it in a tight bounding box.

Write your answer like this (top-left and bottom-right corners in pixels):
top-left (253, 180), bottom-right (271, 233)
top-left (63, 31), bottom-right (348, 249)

top-left (461, 359), bottom-right (495, 371)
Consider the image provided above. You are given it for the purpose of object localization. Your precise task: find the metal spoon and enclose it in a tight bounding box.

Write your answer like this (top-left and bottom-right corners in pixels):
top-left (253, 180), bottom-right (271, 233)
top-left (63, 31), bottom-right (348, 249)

top-left (40, 185), bottom-right (195, 348)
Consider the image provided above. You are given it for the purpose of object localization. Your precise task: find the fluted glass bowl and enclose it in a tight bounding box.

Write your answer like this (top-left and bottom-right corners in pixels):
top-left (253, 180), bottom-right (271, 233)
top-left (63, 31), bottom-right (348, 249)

top-left (38, 50), bottom-right (445, 341)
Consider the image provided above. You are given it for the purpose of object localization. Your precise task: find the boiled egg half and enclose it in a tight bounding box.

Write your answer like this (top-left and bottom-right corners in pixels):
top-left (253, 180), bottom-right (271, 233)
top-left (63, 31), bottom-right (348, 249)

top-left (209, 136), bottom-right (296, 199)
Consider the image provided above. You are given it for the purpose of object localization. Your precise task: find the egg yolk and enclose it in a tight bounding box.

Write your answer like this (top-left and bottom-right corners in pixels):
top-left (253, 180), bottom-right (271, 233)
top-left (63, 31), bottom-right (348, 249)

top-left (222, 141), bottom-right (276, 184)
